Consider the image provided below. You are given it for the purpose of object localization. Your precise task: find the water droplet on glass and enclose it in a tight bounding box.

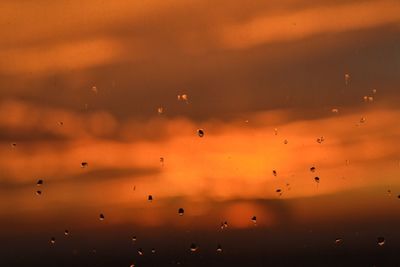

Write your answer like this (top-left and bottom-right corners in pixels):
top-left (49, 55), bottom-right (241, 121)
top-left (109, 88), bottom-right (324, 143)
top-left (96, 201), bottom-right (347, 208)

top-left (316, 137), bottom-right (325, 144)
top-left (344, 73), bottom-right (350, 85)
top-left (190, 243), bottom-right (198, 252)
top-left (64, 230), bottom-right (69, 236)
top-left (58, 121), bottom-right (64, 126)
top-left (151, 248), bottom-right (156, 254)
top-left (160, 157), bottom-right (164, 166)
top-left (197, 129), bottom-right (204, 137)
top-left (177, 94), bottom-right (189, 103)
top-left (137, 248), bottom-right (144, 256)
top-left (148, 195), bottom-right (153, 202)
top-left (251, 216), bottom-right (257, 224)
top-left (216, 244), bottom-right (223, 253)
top-left (81, 162), bottom-right (88, 168)
top-left (11, 143), bottom-right (17, 148)
top-left (91, 86), bottom-right (98, 94)
top-left (36, 190), bottom-right (42, 196)
top-left (157, 107), bottom-right (164, 115)
top-left (50, 237), bottom-right (56, 244)
top-left (360, 117), bottom-right (366, 123)
top-left (372, 89), bottom-right (377, 94)
top-left (274, 128), bottom-right (278, 135)
top-left (272, 170), bottom-right (277, 176)
top-left (314, 177), bottom-right (320, 183)
top-left (335, 238), bottom-right (343, 245)
top-left (132, 236), bottom-right (137, 242)
top-left (377, 237), bottom-right (385, 246)
top-left (283, 139), bottom-right (288, 145)
top-left (310, 166), bottom-right (316, 172)
top-left (178, 208), bottom-right (184, 216)
top-left (331, 108), bottom-right (339, 113)
top-left (99, 213), bottom-right (105, 221)
top-left (37, 179), bottom-right (43, 186)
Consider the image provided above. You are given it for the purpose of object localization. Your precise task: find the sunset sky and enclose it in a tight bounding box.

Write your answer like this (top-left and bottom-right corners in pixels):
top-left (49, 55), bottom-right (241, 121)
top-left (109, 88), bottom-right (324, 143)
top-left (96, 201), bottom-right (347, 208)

top-left (1, 0), bottom-right (400, 266)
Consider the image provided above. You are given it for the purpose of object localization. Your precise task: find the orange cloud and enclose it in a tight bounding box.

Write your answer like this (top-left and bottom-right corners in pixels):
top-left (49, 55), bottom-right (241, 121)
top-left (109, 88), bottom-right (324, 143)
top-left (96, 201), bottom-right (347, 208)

top-left (220, 0), bottom-right (400, 49)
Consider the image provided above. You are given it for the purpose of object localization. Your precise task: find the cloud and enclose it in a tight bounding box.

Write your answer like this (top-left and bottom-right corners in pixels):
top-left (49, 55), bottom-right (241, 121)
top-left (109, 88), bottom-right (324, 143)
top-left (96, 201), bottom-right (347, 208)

top-left (220, 0), bottom-right (400, 49)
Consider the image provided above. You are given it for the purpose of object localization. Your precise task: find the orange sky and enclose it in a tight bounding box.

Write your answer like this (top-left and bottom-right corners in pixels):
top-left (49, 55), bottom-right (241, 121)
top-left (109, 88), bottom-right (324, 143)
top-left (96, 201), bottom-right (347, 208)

top-left (1, 0), bottom-right (400, 232)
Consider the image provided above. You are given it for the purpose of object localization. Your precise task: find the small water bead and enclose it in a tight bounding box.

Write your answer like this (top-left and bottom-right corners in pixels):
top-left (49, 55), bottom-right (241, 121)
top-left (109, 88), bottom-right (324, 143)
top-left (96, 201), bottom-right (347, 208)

top-left (251, 216), bottom-right (257, 224)
top-left (137, 248), bottom-right (144, 256)
top-left (377, 237), bottom-right (385, 246)
top-left (177, 94), bottom-right (188, 102)
top-left (178, 208), bottom-right (184, 216)
top-left (314, 177), bottom-right (320, 183)
top-left (50, 237), bottom-right (56, 244)
top-left (344, 73), bottom-right (350, 85)
top-left (36, 190), bottom-right (42, 196)
top-left (197, 129), bottom-right (205, 137)
top-left (157, 107), bottom-right (164, 115)
top-left (216, 244), bottom-right (223, 253)
top-left (310, 166), bottom-right (316, 172)
top-left (37, 179), bottom-right (43, 186)
top-left (64, 230), bottom-right (69, 236)
top-left (335, 238), bottom-right (343, 245)
top-left (316, 137), bottom-right (325, 144)
top-left (272, 170), bottom-right (277, 176)
top-left (190, 243), bottom-right (198, 252)
top-left (148, 195), bottom-right (153, 202)
top-left (99, 213), bottom-right (105, 221)
top-left (81, 162), bottom-right (88, 168)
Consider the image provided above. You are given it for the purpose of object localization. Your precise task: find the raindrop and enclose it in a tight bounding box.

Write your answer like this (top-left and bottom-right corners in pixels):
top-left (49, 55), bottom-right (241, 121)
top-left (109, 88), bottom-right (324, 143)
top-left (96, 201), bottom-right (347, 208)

top-left (220, 221), bottom-right (228, 229)
top-left (58, 121), bottom-right (64, 126)
top-left (314, 177), bottom-right (320, 183)
top-left (99, 213), bottom-right (105, 221)
top-left (387, 190), bottom-right (392, 197)
top-left (377, 237), bottom-right (385, 246)
top-left (360, 117), bottom-right (366, 123)
top-left (331, 108), bottom-right (339, 113)
top-left (130, 265), bottom-right (135, 267)
top-left (283, 139), bottom-right (288, 145)
top-left (216, 244), bottom-right (223, 253)
top-left (132, 236), bottom-right (137, 242)
top-left (148, 195), bottom-right (153, 202)
top-left (151, 248), bottom-right (156, 254)
top-left (160, 157), bottom-right (164, 166)
top-left (274, 128), bottom-right (278, 135)
top-left (157, 107), bottom-right (164, 115)
top-left (316, 137), bottom-right (325, 144)
top-left (372, 89), bottom-right (377, 94)
top-left (276, 188), bottom-right (282, 193)
top-left (344, 73), bottom-right (350, 85)
top-left (310, 166), bottom-right (316, 172)
top-left (64, 230), bottom-right (69, 236)
top-left (177, 94), bottom-right (189, 103)
top-left (36, 190), bottom-right (42, 196)
top-left (81, 162), bottom-right (88, 168)
top-left (178, 208), bottom-right (184, 216)
top-left (91, 86), bottom-right (98, 94)
top-left (11, 143), bottom-right (17, 148)
top-left (197, 129), bottom-right (204, 137)
top-left (37, 179), bottom-right (43, 186)
top-left (272, 170), bottom-right (277, 176)
top-left (190, 243), bottom-right (198, 252)
top-left (50, 237), bottom-right (56, 244)
top-left (251, 216), bottom-right (257, 224)
top-left (335, 238), bottom-right (343, 245)
top-left (137, 248), bottom-right (144, 256)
